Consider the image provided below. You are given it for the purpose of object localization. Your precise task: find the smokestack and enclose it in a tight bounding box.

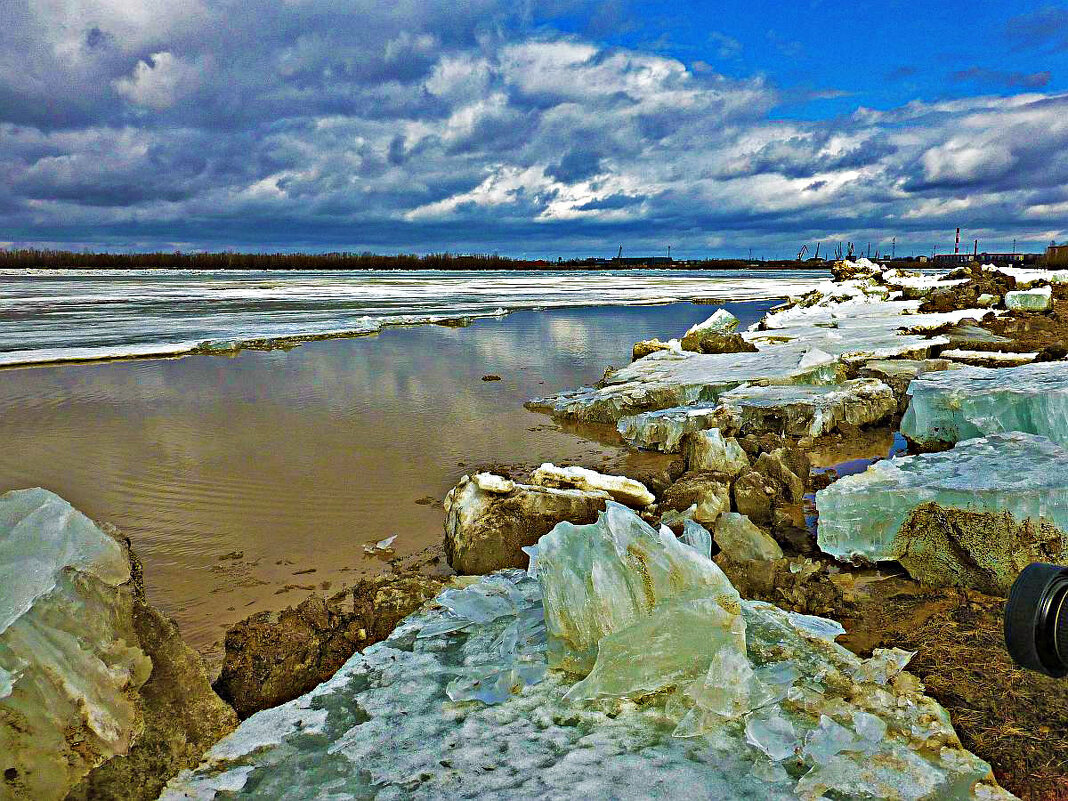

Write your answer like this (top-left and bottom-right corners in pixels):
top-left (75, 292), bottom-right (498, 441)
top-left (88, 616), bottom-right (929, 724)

top-left (974, 240), bottom-right (978, 259)
top-left (955, 227), bottom-right (961, 255)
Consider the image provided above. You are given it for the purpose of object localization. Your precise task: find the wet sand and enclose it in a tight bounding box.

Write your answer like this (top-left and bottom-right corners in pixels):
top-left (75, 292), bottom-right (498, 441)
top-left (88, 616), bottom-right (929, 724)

top-left (0, 300), bottom-right (777, 660)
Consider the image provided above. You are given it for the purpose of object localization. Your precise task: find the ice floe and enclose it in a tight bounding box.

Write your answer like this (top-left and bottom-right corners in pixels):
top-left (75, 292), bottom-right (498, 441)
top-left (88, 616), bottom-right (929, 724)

top-left (816, 433), bottom-right (1068, 591)
top-left (162, 503), bottom-right (1015, 800)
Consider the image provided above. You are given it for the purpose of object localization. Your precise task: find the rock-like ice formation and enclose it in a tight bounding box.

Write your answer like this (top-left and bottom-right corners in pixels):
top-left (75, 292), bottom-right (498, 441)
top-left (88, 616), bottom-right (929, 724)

top-left (527, 343), bottom-right (844, 424)
top-left (684, 428), bottom-right (750, 475)
top-left (632, 337), bottom-right (677, 360)
top-left (1005, 285), bottom-right (1052, 311)
top-left (714, 512), bottom-right (784, 561)
top-left (681, 309), bottom-right (756, 354)
top-left (0, 489), bottom-right (151, 800)
top-left (531, 463), bottom-right (653, 508)
top-left (163, 504), bottom-right (1015, 801)
top-left (900, 362), bottom-right (1068, 448)
top-left (0, 488), bottom-right (237, 801)
top-left (816, 433), bottom-right (1068, 590)
top-left (618, 378), bottom-right (896, 451)
top-left (891, 502), bottom-right (1068, 595)
top-left (444, 473), bottom-right (608, 574)
top-left (711, 378), bottom-right (897, 438)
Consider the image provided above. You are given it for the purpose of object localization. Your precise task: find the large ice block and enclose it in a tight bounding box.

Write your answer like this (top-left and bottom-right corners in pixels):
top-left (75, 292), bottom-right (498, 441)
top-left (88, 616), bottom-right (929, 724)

top-left (533, 501), bottom-right (741, 674)
top-left (815, 433), bottom-right (1068, 589)
top-left (711, 378), bottom-right (897, 438)
top-left (617, 378), bottom-right (896, 451)
top-left (0, 488), bottom-right (151, 800)
top-left (527, 343), bottom-right (842, 424)
top-left (1005, 286), bottom-right (1053, 311)
top-left (900, 362), bottom-right (1068, 448)
top-left (162, 521), bottom-right (1016, 801)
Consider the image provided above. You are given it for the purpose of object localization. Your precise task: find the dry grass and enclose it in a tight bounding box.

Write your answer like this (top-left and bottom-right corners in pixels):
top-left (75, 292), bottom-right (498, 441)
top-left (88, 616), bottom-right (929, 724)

top-left (883, 591), bottom-right (1068, 800)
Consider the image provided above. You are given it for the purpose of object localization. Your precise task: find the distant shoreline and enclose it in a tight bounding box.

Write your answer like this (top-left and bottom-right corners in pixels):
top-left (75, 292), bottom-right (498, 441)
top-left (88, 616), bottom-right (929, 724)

top-left (0, 247), bottom-right (891, 272)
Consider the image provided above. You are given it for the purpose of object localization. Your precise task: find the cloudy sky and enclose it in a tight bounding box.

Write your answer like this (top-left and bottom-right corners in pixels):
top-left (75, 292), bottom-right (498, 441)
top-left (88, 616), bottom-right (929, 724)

top-left (3, 0), bottom-right (1068, 258)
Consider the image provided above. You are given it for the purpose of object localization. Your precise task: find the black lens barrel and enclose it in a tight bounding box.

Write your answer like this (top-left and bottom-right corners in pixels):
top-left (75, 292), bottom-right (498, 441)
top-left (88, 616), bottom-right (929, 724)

top-left (1005, 562), bottom-right (1068, 677)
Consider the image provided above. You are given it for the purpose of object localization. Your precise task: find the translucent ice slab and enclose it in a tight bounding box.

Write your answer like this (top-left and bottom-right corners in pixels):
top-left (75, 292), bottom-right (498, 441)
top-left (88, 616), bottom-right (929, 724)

top-left (816, 433), bottom-right (1068, 585)
top-left (901, 362), bottom-right (1068, 448)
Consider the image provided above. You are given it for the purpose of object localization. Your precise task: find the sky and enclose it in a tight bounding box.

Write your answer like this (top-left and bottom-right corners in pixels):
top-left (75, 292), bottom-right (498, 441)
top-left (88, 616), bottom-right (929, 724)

top-left (2, 0), bottom-right (1068, 258)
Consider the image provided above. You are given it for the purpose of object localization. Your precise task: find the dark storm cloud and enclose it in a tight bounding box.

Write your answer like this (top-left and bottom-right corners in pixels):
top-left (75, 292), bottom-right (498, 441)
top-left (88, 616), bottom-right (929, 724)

top-left (951, 67), bottom-right (1052, 89)
top-left (1005, 6), bottom-right (1068, 52)
top-left (1, 0), bottom-right (1066, 255)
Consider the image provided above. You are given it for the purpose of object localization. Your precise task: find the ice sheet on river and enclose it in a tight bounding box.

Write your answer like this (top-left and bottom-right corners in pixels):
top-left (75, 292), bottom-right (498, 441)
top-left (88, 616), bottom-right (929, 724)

top-left (163, 503), bottom-right (1014, 801)
top-left (816, 433), bottom-right (1068, 587)
top-left (0, 269), bottom-right (826, 368)
top-left (901, 362), bottom-right (1068, 448)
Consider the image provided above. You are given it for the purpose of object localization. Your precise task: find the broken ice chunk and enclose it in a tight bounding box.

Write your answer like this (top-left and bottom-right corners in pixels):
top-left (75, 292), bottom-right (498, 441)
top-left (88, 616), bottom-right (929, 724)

top-left (437, 575), bottom-right (524, 623)
top-left (565, 597), bottom-right (746, 702)
top-left (901, 362), bottom-right (1068, 449)
top-left (679, 519), bottom-right (713, 560)
top-left (417, 573), bottom-right (530, 639)
top-left (783, 611), bottom-right (846, 642)
top-left (1005, 285), bottom-right (1052, 311)
top-left (852, 648), bottom-right (915, 685)
top-left (535, 501), bottom-right (741, 675)
top-left (531, 463), bottom-right (654, 508)
top-left (853, 710), bottom-right (888, 744)
top-left (446, 666), bottom-right (522, 704)
top-left (803, 715), bottom-right (860, 764)
top-left (745, 706), bottom-right (799, 762)
top-left (363, 535), bottom-right (397, 554)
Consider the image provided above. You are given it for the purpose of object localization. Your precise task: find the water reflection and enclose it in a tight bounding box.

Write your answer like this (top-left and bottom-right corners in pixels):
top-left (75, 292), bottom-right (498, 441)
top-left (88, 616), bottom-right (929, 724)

top-left (0, 300), bottom-right (775, 658)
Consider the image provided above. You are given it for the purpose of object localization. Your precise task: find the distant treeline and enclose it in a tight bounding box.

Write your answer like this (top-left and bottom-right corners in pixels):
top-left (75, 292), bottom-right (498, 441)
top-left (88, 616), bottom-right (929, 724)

top-left (0, 249), bottom-right (543, 271)
top-left (0, 248), bottom-right (854, 271)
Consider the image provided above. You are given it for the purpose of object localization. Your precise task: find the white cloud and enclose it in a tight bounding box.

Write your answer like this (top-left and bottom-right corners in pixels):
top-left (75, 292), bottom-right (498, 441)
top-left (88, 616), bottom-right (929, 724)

top-left (113, 51), bottom-right (201, 110)
top-left (3, 0), bottom-right (1068, 253)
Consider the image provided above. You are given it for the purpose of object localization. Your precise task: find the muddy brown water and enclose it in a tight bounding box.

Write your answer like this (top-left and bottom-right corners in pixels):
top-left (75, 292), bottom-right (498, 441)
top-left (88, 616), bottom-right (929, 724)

top-left (0, 300), bottom-right (778, 661)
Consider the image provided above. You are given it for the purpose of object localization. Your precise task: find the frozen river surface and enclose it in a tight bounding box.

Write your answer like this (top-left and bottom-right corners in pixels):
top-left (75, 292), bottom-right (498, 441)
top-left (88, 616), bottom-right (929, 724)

top-left (0, 268), bottom-right (825, 367)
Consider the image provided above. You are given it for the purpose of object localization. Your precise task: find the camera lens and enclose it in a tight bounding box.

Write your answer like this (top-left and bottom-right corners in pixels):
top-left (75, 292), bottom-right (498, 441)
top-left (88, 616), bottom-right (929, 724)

top-left (1004, 562), bottom-right (1068, 677)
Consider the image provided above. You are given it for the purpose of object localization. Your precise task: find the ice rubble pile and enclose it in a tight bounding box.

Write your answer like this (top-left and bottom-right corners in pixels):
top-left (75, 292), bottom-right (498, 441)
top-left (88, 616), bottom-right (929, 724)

top-left (529, 264), bottom-right (993, 444)
top-left (0, 488), bottom-right (151, 800)
top-left (526, 341), bottom-right (844, 424)
top-left (901, 362), bottom-right (1068, 448)
top-left (164, 503), bottom-right (1014, 800)
top-left (816, 432), bottom-right (1068, 588)
top-left (618, 378), bottom-right (897, 450)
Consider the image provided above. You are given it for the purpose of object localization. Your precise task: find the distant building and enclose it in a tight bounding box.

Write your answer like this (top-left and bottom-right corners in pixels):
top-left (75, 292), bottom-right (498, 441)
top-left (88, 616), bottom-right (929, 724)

top-left (933, 252), bottom-right (1039, 266)
top-left (610, 256), bottom-right (673, 266)
top-left (932, 254), bottom-right (972, 265)
top-left (1047, 245), bottom-right (1068, 267)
